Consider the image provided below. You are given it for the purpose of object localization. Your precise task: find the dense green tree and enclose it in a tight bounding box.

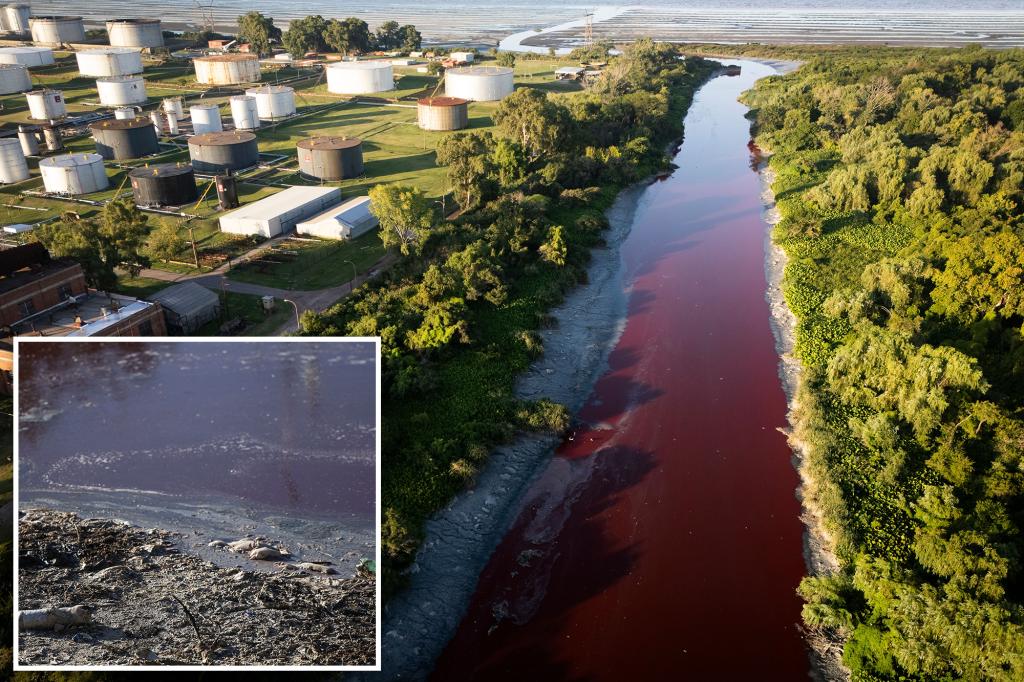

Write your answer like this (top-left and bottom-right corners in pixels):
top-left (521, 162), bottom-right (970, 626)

top-left (374, 20), bottom-right (401, 51)
top-left (282, 15), bottom-right (328, 58)
top-left (145, 221), bottom-right (187, 263)
top-left (495, 52), bottom-right (516, 68)
top-left (237, 11), bottom-right (280, 57)
top-left (400, 25), bottom-right (422, 52)
top-left (368, 184), bottom-right (435, 256)
top-left (325, 17), bottom-right (371, 55)
top-left (493, 88), bottom-right (567, 160)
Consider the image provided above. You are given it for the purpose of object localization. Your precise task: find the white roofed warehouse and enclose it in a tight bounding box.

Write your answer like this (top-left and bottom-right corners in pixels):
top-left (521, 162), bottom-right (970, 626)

top-left (219, 186), bottom-right (342, 239)
top-left (148, 281), bottom-right (221, 335)
top-left (296, 196), bottom-right (379, 241)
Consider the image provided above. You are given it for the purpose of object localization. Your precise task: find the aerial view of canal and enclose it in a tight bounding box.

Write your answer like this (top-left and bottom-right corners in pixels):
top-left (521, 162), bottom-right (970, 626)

top-left (433, 60), bottom-right (809, 678)
top-left (17, 339), bottom-right (378, 573)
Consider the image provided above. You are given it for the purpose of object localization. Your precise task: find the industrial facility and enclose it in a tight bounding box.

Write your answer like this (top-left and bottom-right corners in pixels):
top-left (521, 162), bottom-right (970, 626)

top-left (245, 85), bottom-right (296, 121)
top-left (0, 63), bottom-right (31, 94)
top-left (90, 117), bottom-right (159, 160)
top-left (194, 54), bottom-right (261, 85)
top-left (26, 89), bottom-right (65, 120)
top-left (106, 19), bottom-right (164, 49)
top-left (1, 4), bottom-right (29, 34)
top-left (190, 104), bottom-right (223, 134)
top-left (219, 186), bottom-right (342, 238)
top-left (230, 95), bottom-right (260, 130)
top-left (129, 163), bottom-right (198, 207)
top-left (29, 15), bottom-right (85, 45)
top-left (326, 61), bottom-right (394, 94)
top-left (148, 281), bottom-right (220, 334)
top-left (96, 75), bottom-right (147, 106)
top-left (0, 46), bottom-right (54, 68)
top-left (39, 154), bottom-right (109, 195)
top-left (297, 136), bottom-right (364, 180)
top-left (76, 48), bottom-right (144, 77)
top-left (445, 65), bottom-right (515, 101)
top-left (188, 131), bottom-right (259, 174)
top-left (296, 196), bottom-right (378, 241)
top-left (417, 96), bottom-right (469, 131)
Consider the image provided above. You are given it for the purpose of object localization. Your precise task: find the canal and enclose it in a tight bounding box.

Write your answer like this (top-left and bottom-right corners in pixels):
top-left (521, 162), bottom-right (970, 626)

top-left (432, 60), bottom-right (809, 679)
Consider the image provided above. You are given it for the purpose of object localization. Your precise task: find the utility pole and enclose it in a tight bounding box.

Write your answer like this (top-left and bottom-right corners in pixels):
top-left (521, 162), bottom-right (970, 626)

top-left (187, 223), bottom-right (200, 269)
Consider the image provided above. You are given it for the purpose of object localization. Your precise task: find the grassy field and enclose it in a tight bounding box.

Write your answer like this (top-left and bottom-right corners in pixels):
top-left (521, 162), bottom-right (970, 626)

top-left (196, 291), bottom-right (293, 336)
top-left (227, 229), bottom-right (386, 289)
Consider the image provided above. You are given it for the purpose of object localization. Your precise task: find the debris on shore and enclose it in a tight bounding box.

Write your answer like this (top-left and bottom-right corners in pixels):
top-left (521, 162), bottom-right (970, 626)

top-left (18, 508), bottom-right (376, 667)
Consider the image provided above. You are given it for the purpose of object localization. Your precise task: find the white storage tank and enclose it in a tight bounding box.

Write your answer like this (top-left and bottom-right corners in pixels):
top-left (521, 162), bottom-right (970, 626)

top-left (114, 107), bottom-right (136, 120)
top-left (0, 63), bottom-right (31, 94)
top-left (150, 110), bottom-right (164, 133)
top-left (76, 47), bottom-right (143, 77)
top-left (39, 153), bottom-right (109, 195)
top-left (230, 95), bottom-right (259, 130)
top-left (190, 104), bottom-right (222, 134)
top-left (245, 85), bottom-right (296, 120)
top-left (193, 54), bottom-right (260, 85)
top-left (326, 61), bottom-right (394, 95)
top-left (106, 19), bottom-right (163, 49)
top-left (26, 89), bottom-right (66, 120)
top-left (162, 96), bottom-right (184, 119)
top-left (96, 75), bottom-right (147, 106)
top-left (0, 137), bottom-right (29, 183)
top-left (445, 65), bottom-right (514, 102)
top-left (2, 4), bottom-right (29, 34)
top-left (30, 16), bottom-right (86, 45)
top-left (0, 47), bottom-right (55, 68)
top-left (18, 125), bottom-right (39, 156)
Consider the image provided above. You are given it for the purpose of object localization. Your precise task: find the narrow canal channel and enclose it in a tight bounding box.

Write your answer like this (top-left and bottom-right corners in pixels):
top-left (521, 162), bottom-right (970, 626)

top-left (433, 60), bottom-right (809, 679)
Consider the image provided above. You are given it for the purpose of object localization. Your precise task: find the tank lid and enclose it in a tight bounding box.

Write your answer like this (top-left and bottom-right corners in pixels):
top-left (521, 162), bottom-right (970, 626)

top-left (0, 63), bottom-right (27, 70)
top-left (39, 153), bottom-right (104, 167)
top-left (245, 85), bottom-right (294, 95)
top-left (297, 136), bottom-right (362, 151)
top-left (327, 60), bottom-right (392, 70)
top-left (29, 15), bottom-right (84, 22)
top-left (97, 75), bottom-right (143, 82)
top-left (196, 54), bottom-right (259, 63)
top-left (90, 116), bottom-right (152, 131)
top-left (129, 162), bottom-right (194, 179)
top-left (26, 88), bottom-right (60, 95)
top-left (107, 18), bottom-right (161, 25)
top-left (78, 47), bottom-right (141, 55)
top-left (417, 96), bottom-right (468, 107)
top-left (446, 65), bottom-right (514, 76)
top-left (189, 131), bottom-right (256, 146)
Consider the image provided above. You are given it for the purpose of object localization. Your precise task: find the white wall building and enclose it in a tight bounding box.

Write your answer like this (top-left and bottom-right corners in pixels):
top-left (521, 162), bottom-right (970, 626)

top-left (295, 196), bottom-right (379, 240)
top-left (219, 186), bottom-right (341, 238)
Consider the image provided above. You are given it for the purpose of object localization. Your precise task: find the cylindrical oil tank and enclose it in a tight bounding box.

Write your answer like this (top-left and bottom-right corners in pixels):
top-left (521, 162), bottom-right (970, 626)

top-left (106, 19), bottom-right (163, 49)
top-left (114, 106), bottom-right (135, 120)
top-left (129, 163), bottom-right (197, 206)
top-left (0, 47), bottom-right (54, 68)
top-left (76, 47), bottom-right (143, 77)
top-left (0, 137), bottom-right (29, 183)
top-left (42, 125), bottom-right (62, 152)
top-left (96, 75), bottom-right (147, 106)
top-left (149, 110), bottom-right (163, 133)
top-left (0, 63), bottom-right (30, 94)
top-left (39, 153), bottom-right (108, 195)
top-left (30, 16), bottom-right (86, 45)
top-left (2, 4), bottom-right (30, 34)
top-left (26, 89), bottom-right (66, 120)
top-left (193, 54), bottom-right (260, 85)
top-left (229, 95), bottom-right (259, 130)
top-left (188, 131), bottom-right (258, 173)
top-left (190, 104), bottom-right (221, 134)
top-left (326, 61), bottom-right (394, 94)
top-left (18, 124), bottom-right (38, 155)
top-left (90, 116), bottom-right (159, 160)
top-left (445, 65), bottom-right (514, 102)
top-left (162, 96), bottom-right (183, 119)
top-left (417, 96), bottom-right (469, 131)
top-left (297, 136), bottom-right (363, 180)
top-left (245, 85), bottom-right (295, 120)
top-left (166, 111), bottom-right (179, 135)
top-left (215, 172), bottom-right (238, 209)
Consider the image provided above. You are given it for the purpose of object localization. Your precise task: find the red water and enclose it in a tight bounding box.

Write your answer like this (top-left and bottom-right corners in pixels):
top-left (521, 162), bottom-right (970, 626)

top-left (433, 62), bottom-right (809, 680)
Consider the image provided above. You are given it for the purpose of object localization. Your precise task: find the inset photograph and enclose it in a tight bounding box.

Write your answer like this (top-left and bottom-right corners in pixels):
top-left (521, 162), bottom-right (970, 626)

top-left (14, 338), bottom-right (379, 670)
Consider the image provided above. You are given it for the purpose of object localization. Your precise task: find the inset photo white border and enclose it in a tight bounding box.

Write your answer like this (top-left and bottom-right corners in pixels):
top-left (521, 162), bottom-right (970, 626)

top-left (12, 335), bottom-right (382, 672)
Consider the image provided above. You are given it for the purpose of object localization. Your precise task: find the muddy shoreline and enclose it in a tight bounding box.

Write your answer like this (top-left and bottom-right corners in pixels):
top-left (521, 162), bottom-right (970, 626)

top-left (17, 508), bottom-right (376, 667)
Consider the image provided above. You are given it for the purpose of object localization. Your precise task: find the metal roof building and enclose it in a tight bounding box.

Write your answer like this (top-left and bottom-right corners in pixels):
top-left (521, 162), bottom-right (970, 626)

top-left (148, 281), bottom-right (220, 334)
top-left (295, 196), bottom-right (379, 241)
top-left (219, 186), bottom-right (342, 238)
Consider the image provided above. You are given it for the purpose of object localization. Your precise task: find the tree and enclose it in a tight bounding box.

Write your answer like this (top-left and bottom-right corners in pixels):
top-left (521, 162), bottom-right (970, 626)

top-left (325, 17), bottom-right (370, 55)
top-left (490, 138), bottom-right (526, 188)
top-left (399, 25), bottom-right (421, 52)
top-left (930, 230), bottom-right (1024, 323)
top-left (237, 11), bottom-right (280, 57)
top-left (374, 21), bottom-right (400, 51)
top-left (496, 52), bottom-right (516, 68)
top-left (538, 225), bottom-right (567, 266)
top-left (493, 87), bottom-right (567, 160)
top-left (145, 221), bottom-right (187, 263)
top-left (282, 15), bottom-right (328, 58)
top-left (99, 199), bottom-right (151, 278)
top-left (368, 184), bottom-right (434, 256)
top-left (436, 132), bottom-right (495, 210)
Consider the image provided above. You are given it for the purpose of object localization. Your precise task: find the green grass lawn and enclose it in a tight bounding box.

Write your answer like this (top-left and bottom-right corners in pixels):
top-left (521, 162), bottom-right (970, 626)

top-left (227, 229), bottom-right (385, 289)
top-left (195, 291), bottom-right (292, 336)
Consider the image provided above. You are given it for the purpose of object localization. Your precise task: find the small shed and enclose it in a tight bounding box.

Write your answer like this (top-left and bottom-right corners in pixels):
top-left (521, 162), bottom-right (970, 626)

top-left (296, 196), bottom-right (379, 240)
top-left (149, 281), bottom-right (221, 334)
top-left (555, 66), bottom-right (585, 80)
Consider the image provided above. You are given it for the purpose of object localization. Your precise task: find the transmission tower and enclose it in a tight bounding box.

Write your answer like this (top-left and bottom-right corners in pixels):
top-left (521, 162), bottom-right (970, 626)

top-left (193, 0), bottom-right (216, 35)
top-left (584, 11), bottom-right (594, 47)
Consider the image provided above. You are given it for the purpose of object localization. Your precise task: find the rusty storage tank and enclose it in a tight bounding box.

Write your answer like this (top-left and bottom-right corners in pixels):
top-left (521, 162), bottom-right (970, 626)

top-left (129, 162), bottom-right (197, 206)
top-left (106, 19), bottom-right (163, 49)
top-left (188, 130), bottom-right (258, 173)
top-left (215, 172), bottom-right (239, 209)
top-left (90, 116), bottom-right (159, 160)
top-left (417, 96), bottom-right (469, 131)
top-left (297, 136), bottom-right (363, 181)
top-left (193, 54), bottom-right (260, 85)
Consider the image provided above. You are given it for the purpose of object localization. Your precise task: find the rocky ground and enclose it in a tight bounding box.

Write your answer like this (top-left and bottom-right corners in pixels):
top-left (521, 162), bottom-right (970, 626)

top-left (18, 508), bottom-right (376, 667)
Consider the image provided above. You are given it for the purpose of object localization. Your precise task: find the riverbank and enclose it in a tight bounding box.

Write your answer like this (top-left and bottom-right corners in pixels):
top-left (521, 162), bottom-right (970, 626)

top-left (17, 508), bottom-right (376, 667)
top-left (758, 154), bottom-right (848, 681)
top-left (376, 181), bottom-right (644, 680)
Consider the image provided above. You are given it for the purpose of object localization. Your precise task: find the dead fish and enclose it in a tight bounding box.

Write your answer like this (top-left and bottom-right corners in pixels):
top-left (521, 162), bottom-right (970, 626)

top-left (295, 562), bottom-right (337, 575)
top-left (248, 546), bottom-right (289, 561)
top-left (227, 539), bottom-right (262, 553)
top-left (207, 540), bottom-right (228, 549)
top-left (19, 605), bottom-right (92, 631)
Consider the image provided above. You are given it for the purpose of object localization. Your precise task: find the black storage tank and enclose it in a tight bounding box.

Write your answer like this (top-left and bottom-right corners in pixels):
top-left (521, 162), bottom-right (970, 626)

top-left (129, 163), bottom-right (198, 207)
top-left (215, 173), bottom-right (238, 209)
top-left (90, 116), bottom-right (159, 160)
top-left (297, 136), bottom-right (363, 181)
top-left (188, 130), bottom-right (258, 174)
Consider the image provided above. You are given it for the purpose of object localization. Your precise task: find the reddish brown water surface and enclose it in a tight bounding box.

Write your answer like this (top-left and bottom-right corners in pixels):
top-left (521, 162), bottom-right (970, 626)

top-left (433, 61), bottom-right (809, 680)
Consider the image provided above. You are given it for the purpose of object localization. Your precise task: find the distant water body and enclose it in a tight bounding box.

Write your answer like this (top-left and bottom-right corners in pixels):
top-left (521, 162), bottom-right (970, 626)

top-left (29, 1), bottom-right (1024, 47)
